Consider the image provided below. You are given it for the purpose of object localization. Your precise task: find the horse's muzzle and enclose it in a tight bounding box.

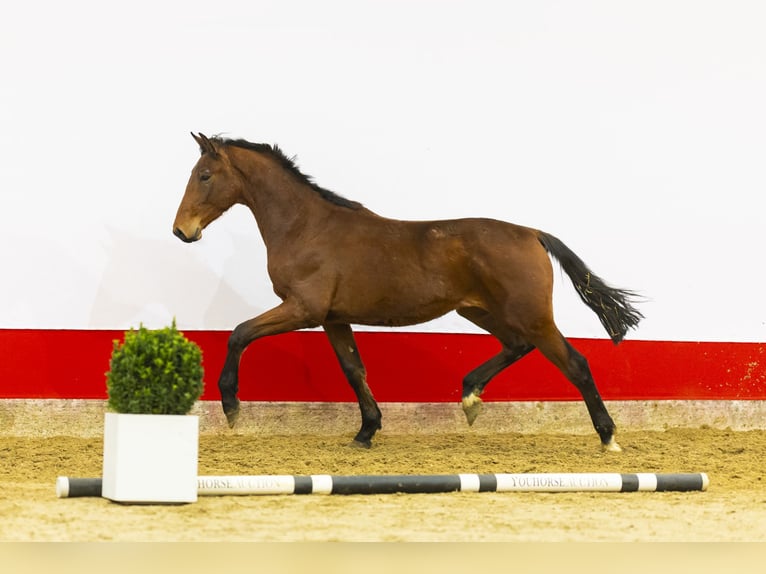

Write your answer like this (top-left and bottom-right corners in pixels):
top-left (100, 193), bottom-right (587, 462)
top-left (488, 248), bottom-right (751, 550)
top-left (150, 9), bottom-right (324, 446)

top-left (173, 227), bottom-right (201, 243)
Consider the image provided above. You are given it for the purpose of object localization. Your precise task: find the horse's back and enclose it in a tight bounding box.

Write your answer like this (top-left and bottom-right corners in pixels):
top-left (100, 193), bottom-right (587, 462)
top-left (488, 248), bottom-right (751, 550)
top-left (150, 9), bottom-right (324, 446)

top-left (314, 214), bottom-right (549, 326)
top-left (346, 214), bottom-right (550, 279)
top-left (413, 217), bottom-right (548, 266)
top-left (445, 216), bottom-right (551, 277)
top-left (388, 215), bottom-right (554, 301)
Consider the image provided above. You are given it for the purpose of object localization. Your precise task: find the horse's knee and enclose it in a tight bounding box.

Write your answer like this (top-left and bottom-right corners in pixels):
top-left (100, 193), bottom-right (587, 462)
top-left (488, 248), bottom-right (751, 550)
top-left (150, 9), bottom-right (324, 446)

top-left (345, 365), bottom-right (367, 385)
top-left (227, 325), bottom-right (250, 355)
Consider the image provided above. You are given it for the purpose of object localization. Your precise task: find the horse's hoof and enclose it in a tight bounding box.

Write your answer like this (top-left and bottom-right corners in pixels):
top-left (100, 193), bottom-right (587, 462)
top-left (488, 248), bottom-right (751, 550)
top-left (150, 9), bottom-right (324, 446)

top-left (350, 439), bottom-right (372, 449)
top-left (601, 437), bottom-right (622, 452)
top-left (462, 394), bottom-right (483, 426)
top-left (224, 406), bottom-right (240, 429)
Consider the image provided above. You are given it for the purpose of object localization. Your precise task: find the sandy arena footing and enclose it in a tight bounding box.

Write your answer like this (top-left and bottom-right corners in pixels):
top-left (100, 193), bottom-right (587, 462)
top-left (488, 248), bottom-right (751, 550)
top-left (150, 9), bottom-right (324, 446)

top-left (2, 399), bottom-right (764, 438)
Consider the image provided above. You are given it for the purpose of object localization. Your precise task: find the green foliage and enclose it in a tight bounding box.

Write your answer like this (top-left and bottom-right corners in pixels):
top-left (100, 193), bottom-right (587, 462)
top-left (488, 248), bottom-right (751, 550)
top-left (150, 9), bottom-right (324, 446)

top-left (106, 319), bottom-right (204, 415)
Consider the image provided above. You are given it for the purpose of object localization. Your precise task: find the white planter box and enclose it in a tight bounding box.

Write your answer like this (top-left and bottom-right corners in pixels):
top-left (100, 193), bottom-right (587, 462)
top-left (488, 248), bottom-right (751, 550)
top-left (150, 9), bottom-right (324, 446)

top-left (102, 412), bottom-right (199, 504)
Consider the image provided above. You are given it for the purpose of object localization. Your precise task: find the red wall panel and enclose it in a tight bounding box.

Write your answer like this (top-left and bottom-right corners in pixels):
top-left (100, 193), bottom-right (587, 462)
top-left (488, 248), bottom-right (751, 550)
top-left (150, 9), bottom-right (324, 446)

top-left (0, 330), bottom-right (763, 401)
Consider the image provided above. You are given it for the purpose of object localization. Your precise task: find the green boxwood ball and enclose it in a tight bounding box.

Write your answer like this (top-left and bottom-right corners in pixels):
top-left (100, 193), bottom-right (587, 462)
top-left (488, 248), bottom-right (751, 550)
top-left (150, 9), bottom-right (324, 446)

top-left (106, 320), bottom-right (204, 415)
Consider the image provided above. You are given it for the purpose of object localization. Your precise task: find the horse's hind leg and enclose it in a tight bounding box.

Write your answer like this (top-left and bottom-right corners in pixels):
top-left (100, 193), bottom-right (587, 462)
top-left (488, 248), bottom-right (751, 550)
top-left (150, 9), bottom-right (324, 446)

top-left (323, 323), bottom-right (382, 448)
top-left (529, 327), bottom-right (621, 452)
top-left (457, 307), bottom-right (534, 425)
top-left (460, 346), bottom-right (532, 425)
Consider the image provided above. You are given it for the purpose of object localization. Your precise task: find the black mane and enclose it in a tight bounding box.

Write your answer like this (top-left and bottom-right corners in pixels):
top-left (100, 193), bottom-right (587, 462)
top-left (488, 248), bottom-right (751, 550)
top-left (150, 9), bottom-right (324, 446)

top-left (212, 137), bottom-right (363, 210)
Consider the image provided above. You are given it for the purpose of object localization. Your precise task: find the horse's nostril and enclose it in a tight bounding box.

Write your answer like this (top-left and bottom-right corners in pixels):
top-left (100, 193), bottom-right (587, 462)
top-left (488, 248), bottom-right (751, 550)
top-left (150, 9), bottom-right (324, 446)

top-left (173, 227), bottom-right (197, 243)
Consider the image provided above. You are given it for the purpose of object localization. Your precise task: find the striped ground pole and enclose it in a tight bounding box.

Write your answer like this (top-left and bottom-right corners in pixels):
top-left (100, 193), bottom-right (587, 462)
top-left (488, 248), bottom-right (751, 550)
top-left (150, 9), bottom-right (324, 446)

top-left (56, 473), bottom-right (708, 498)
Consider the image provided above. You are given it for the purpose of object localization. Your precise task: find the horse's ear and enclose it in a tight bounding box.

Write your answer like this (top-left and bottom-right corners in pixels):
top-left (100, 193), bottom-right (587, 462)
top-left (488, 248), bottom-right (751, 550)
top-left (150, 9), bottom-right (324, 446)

top-left (191, 132), bottom-right (218, 157)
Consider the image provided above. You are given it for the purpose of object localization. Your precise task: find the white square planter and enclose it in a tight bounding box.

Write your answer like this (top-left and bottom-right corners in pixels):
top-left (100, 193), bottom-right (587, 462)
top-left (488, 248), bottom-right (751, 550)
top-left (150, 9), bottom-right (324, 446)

top-left (102, 412), bottom-right (199, 504)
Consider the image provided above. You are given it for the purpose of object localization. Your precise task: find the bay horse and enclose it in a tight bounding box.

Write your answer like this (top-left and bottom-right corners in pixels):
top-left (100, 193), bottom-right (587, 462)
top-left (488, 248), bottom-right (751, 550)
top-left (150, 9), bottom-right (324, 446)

top-left (173, 133), bottom-right (642, 451)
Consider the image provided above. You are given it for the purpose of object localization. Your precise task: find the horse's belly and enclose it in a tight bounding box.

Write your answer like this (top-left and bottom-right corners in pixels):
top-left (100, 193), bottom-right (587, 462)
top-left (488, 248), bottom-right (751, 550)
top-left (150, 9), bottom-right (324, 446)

top-left (327, 295), bottom-right (458, 328)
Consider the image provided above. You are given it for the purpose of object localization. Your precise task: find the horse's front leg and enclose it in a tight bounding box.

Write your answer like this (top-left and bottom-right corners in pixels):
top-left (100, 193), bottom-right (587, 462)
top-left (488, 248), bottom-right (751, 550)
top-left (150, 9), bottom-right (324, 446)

top-left (219, 300), bottom-right (318, 428)
top-left (218, 346), bottom-right (243, 428)
top-left (323, 323), bottom-right (382, 448)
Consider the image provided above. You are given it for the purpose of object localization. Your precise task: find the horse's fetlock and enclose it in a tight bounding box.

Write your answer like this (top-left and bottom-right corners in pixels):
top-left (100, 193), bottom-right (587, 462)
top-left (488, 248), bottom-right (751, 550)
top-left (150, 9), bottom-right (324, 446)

top-left (594, 421), bottom-right (616, 444)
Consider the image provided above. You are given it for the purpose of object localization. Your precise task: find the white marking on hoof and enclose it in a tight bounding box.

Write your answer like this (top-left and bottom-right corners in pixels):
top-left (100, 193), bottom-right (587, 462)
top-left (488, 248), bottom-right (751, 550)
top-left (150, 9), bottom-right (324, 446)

top-left (602, 437), bottom-right (622, 452)
top-left (462, 394), bottom-right (483, 426)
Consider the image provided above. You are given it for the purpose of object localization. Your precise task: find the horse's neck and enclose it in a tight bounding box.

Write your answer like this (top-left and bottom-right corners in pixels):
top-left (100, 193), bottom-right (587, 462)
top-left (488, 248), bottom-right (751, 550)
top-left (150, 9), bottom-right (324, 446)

top-left (237, 152), bottom-right (332, 251)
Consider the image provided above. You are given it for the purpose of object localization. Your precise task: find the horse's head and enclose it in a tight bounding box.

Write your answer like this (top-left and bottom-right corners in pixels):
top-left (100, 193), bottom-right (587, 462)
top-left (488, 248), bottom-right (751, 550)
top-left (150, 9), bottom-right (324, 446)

top-left (173, 132), bottom-right (244, 243)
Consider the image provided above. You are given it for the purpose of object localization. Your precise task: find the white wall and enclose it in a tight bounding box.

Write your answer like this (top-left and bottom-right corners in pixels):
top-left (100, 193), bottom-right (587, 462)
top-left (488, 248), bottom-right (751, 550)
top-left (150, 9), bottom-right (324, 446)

top-left (2, 0), bottom-right (765, 342)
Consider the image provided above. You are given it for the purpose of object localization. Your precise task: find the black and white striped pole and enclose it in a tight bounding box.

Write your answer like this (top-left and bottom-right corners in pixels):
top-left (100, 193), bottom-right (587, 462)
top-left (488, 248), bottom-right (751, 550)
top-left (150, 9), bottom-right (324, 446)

top-left (56, 472), bottom-right (708, 498)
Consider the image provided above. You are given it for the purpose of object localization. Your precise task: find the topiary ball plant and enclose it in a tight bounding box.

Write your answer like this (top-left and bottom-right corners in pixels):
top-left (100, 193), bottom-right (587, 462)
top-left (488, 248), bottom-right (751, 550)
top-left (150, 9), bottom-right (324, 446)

top-left (106, 319), bottom-right (204, 415)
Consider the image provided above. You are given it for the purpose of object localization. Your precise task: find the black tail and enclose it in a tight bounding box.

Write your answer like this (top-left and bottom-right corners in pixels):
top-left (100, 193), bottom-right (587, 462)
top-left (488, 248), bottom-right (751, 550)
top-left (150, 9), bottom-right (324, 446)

top-left (537, 231), bottom-right (643, 344)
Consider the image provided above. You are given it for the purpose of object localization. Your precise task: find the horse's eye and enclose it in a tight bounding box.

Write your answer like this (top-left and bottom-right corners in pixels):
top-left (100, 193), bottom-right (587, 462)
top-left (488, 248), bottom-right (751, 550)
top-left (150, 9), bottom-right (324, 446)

top-left (200, 171), bottom-right (212, 182)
